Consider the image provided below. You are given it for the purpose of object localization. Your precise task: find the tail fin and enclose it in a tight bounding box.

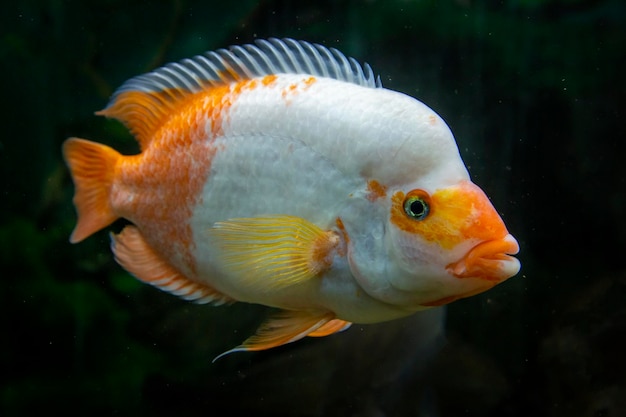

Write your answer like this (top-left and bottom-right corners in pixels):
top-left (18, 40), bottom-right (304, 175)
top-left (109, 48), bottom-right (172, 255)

top-left (62, 138), bottom-right (121, 243)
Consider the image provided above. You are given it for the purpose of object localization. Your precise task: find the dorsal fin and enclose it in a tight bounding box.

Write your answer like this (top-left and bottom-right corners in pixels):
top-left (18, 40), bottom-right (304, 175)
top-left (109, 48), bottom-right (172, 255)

top-left (97, 38), bottom-right (382, 149)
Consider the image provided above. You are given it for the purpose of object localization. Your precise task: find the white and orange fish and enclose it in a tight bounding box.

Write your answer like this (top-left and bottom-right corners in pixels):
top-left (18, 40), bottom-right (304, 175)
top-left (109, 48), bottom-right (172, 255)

top-left (63, 38), bottom-right (520, 357)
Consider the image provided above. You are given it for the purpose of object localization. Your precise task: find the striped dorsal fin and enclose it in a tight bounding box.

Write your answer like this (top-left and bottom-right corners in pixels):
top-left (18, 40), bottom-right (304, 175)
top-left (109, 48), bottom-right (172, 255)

top-left (97, 38), bottom-right (381, 149)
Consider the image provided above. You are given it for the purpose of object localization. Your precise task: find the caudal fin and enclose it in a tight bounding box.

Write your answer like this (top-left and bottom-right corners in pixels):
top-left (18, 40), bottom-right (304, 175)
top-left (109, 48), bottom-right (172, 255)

top-left (62, 138), bottom-right (121, 243)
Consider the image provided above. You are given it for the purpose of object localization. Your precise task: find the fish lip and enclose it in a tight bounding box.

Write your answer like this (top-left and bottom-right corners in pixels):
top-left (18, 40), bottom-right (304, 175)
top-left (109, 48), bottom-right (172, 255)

top-left (446, 234), bottom-right (520, 282)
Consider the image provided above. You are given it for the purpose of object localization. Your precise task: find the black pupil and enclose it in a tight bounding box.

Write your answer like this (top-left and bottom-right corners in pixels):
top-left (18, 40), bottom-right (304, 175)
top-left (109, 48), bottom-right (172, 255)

top-left (410, 199), bottom-right (426, 217)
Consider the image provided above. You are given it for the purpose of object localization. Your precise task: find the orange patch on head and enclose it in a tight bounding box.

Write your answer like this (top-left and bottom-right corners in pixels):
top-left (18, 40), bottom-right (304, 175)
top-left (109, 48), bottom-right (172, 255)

top-left (390, 181), bottom-right (508, 249)
top-left (366, 179), bottom-right (387, 201)
top-left (428, 115), bottom-right (437, 125)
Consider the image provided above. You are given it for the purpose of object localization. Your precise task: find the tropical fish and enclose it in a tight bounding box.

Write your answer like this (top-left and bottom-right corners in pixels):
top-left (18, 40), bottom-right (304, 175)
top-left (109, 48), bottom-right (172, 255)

top-left (63, 38), bottom-right (520, 357)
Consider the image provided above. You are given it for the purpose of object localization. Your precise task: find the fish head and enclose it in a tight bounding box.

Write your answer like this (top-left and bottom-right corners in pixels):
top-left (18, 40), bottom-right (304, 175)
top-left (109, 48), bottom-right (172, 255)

top-left (350, 179), bottom-right (520, 309)
top-left (389, 179), bottom-right (520, 306)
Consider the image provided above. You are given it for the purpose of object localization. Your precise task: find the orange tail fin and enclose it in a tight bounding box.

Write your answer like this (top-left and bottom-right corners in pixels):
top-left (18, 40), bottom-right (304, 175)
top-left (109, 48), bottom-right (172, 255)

top-left (62, 138), bottom-right (121, 243)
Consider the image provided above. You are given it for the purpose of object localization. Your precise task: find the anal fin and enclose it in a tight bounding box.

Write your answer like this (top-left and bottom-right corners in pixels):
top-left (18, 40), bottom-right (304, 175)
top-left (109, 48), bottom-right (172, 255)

top-left (110, 226), bottom-right (232, 305)
top-left (214, 310), bottom-right (336, 361)
top-left (307, 318), bottom-right (352, 337)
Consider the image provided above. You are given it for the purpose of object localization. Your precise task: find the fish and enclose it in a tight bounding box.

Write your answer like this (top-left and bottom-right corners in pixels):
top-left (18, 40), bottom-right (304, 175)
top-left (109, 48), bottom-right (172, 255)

top-left (62, 38), bottom-right (520, 358)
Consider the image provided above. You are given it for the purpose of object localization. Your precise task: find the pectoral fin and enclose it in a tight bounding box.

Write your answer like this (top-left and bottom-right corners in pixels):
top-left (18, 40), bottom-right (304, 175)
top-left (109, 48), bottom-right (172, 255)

top-left (208, 215), bottom-right (340, 288)
top-left (213, 310), bottom-right (335, 361)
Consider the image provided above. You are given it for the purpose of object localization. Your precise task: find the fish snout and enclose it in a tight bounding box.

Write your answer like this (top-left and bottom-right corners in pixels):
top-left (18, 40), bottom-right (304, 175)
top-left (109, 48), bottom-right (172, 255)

top-left (446, 234), bottom-right (520, 282)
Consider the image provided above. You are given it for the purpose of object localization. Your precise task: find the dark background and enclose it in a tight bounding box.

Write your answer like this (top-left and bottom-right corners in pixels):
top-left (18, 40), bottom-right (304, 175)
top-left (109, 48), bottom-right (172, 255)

top-left (2, 1), bottom-right (625, 416)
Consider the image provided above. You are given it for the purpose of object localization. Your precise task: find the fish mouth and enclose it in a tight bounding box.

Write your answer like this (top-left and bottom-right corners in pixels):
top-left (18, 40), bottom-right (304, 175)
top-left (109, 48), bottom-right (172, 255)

top-left (446, 234), bottom-right (520, 282)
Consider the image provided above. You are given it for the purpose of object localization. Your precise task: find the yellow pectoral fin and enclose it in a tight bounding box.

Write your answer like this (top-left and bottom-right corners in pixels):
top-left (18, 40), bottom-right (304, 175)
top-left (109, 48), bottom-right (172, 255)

top-left (213, 310), bottom-right (335, 361)
top-left (208, 215), bottom-right (340, 288)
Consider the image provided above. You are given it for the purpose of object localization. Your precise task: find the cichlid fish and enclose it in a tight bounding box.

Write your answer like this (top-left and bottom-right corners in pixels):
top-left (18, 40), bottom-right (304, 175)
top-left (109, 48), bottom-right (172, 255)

top-left (63, 38), bottom-right (520, 357)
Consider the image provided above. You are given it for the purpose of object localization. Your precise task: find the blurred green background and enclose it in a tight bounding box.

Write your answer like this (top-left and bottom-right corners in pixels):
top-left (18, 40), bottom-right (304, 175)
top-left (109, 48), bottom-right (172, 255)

top-left (2, 0), bottom-right (625, 416)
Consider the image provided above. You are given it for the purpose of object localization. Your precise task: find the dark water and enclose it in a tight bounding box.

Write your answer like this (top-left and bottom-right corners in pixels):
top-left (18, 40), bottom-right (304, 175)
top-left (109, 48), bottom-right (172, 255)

top-left (2, 1), bottom-right (625, 416)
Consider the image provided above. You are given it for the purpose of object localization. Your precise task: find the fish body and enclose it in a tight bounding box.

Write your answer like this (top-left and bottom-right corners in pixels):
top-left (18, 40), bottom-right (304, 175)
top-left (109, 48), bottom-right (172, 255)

top-left (63, 39), bottom-right (520, 354)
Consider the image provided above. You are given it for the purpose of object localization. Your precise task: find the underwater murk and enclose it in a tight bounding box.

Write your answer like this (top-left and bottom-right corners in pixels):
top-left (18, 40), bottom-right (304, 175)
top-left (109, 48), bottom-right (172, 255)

top-left (1, 1), bottom-right (625, 417)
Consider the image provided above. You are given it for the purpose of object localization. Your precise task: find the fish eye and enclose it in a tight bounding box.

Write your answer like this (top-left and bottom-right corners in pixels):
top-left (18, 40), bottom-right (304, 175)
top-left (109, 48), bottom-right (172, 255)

top-left (403, 190), bottom-right (430, 220)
